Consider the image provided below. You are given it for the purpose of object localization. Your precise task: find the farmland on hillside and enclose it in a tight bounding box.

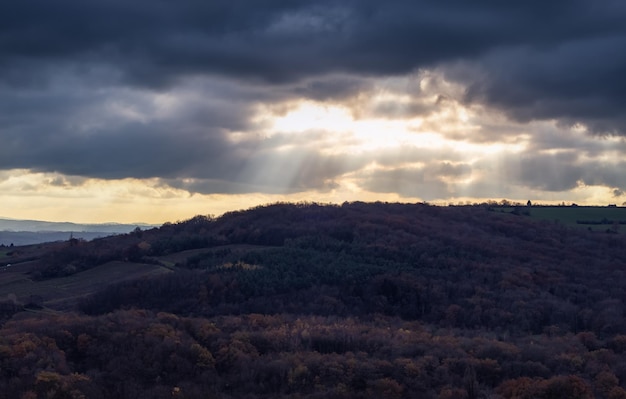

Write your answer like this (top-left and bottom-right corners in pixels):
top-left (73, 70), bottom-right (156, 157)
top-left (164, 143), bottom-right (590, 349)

top-left (499, 205), bottom-right (626, 232)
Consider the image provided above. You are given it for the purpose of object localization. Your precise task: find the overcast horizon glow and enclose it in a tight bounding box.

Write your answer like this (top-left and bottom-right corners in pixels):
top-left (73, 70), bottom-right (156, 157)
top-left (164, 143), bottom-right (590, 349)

top-left (1, 1), bottom-right (626, 224)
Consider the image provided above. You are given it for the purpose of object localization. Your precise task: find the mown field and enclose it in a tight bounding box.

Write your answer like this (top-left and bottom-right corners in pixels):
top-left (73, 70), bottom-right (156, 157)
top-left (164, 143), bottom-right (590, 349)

top-left (0, 243), bottom-right (273, 311)
top-left (502, 205), bottom-right (626, 231)
top-left (0, 260), bottom-right (171, 310)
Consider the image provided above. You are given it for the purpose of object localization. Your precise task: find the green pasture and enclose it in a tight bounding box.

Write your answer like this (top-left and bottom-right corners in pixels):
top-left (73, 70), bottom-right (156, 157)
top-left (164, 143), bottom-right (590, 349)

top-left (503, 206), bottom-right (626, 231)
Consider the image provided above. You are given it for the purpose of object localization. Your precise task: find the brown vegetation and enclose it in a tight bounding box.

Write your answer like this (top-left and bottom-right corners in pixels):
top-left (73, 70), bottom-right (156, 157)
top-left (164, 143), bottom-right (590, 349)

top-left (1, 202), bottom-right (626, 398)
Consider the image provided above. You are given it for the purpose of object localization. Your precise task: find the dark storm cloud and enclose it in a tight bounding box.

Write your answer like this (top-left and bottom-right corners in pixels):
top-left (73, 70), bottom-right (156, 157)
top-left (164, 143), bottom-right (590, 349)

top-left (0, 79), bottom-right (258, 179)
top-left (508, 152), bottom-right (626, 192)
top-left (3, 0), bottom-right (626, 197)
top-left (3, 1), bottom-right (625, 111)
top-left (0, 71), bottom-right (369, 192)
top-left (459, 36), bottom-right (626, 135)
top-left (291, 76), bottom-right (371, 102)
top-left (0, 121), bottom-right (234, 180)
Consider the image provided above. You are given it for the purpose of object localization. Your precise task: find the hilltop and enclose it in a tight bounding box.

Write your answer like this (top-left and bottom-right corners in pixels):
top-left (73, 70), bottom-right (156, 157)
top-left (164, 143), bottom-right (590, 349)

top-left (0, 202), bottom-right (625, 399)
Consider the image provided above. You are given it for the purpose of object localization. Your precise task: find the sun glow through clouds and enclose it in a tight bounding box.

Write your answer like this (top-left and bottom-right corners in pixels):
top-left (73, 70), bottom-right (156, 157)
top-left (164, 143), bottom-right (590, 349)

top-left (2, 68), bottom-right (622, 225)
top-left (266, 99), bottom-right (526, 159)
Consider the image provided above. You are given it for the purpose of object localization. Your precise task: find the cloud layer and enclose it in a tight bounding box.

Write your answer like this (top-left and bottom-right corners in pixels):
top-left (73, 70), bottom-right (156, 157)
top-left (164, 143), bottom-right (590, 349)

top-left (3, 1), bottom-right (626, 129)
top-left (1, 0), bottom-right (626, 219)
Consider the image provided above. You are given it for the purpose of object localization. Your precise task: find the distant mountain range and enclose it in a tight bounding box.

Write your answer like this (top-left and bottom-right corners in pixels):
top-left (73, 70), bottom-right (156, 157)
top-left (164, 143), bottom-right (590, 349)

top-left (0, 217), bottom-right (157, 246)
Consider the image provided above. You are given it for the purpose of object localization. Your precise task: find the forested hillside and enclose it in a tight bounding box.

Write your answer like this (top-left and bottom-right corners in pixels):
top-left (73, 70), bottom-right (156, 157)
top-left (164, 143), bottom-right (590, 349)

top-left (1, 202), bottom-right (626, 399)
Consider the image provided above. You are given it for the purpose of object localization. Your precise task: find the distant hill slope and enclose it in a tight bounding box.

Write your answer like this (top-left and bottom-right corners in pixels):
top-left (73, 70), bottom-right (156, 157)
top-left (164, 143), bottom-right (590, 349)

top-left (0, 230), bottom-right (118, 246)
top-left (2, 202), bottom-right (626, 398)
top-left (0, 217), bottom-right (157, 245)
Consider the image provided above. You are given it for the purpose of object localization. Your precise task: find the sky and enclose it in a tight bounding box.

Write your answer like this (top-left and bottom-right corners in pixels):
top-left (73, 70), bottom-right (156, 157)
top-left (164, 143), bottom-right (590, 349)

top-left (1, 1), bottom-right (626, 223)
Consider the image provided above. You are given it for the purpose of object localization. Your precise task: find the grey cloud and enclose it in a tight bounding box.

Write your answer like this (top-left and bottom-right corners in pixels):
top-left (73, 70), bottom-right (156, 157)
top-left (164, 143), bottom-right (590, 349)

top-left (0, 80), bottom-right (261, 181)
top-left (47, 175), bottom-right (87, 187)
top-left (234, 147), bottom-right (359, 193)
top-left (2, 0), bottom-right (626, 138)
top-left (3, 0), bottom-right (626, 200)
top-left (2, 1), bottom-right (625, 135)
top-left (367, 100), bottom-right (436, 120)
top-left (355, 161), bottom-right (471, 201)
top-left (291, 76), bottom-right (371, 102)
top-left (456, 179), bottom-right (521, 200)
top-left (160, 146), bottom-right (367, 195)
top-left (515, 152), bottom-right (585, 191)
top-left (374, 147), bottom-right (465, 167)
top-left (581, 162), bottom-right (626, 190)
top-left (359, 166), bottom-right (452, 200)
top-left (523, 124), bottom-right (626, 158)
top-left (0, 71), bottom-right (374, 194)
top-left (503, 152), bottom-right (626, 193)
top-left (426, 162), bottom-right (472, 178)
top-left (457, 34), bottom-right (626, 135)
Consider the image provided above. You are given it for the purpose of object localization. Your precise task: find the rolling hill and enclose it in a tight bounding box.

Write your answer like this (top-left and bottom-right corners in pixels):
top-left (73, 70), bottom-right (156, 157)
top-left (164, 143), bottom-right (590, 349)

top-left (0, 202), bottom-right (625, 399)
top-left (0, 217), bottom-right (157, 246)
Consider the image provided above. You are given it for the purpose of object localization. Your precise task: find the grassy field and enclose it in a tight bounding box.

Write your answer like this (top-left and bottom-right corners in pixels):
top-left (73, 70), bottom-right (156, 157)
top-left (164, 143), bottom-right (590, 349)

top-left (0, 243), bottom-right (275, 312)
top-left (502, 206), bottom-right (626, 231)
top-left (0, 261), bottom-right (171, 310)
top-left (0, 243), bottom-right (275, 313)
top-left (0, 242), bottom-right (66, 264)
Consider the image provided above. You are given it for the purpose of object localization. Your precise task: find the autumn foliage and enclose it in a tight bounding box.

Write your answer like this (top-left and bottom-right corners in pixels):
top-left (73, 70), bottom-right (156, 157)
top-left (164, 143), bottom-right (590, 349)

top-left (2, 202), bottom-right (626, 398)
